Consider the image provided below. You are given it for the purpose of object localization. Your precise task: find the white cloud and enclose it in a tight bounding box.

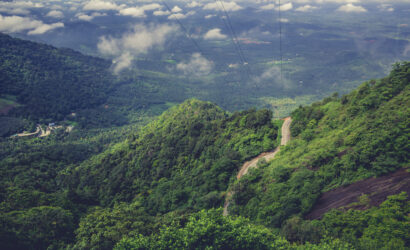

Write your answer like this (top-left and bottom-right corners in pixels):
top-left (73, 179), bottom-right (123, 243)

top-left (187, 1), bottom-right (202, 8)
top-left (168, 13), bottom-right (185, 19)
top-left (172, 6), bottom-right (182, 13)
top-left (83, 0), bottom-right (120, 11)
top-left (77, 14), bottom-right (93, 21)
top-left (0, 0), bottom-right (43, 15)
top-left (205, 14), bottom-right (216, 19)
top-left (46, 10), bottom-right (64, 18)
top-left (0, 1), bottom-right (43, 9)
top-left (203, 1), bottom-right (243, 12)
top-left (97, 24), bottom-right (178, 73)
top-left (119, 7), bottom-right (146, 17)
top-left (141, 3), bottom-right (162, 11)
top-left (279, 18), bottom-right (289, 23)
top-left (337, 3), bottom-right (367, 12)
top-left (119, 4), bottom-right (163, 17)
top-left (112, 52), bottom-right (133, 73)
top-left (98, 36), bottom-right (121, 55)
top-left (76, 12), bottom-right (106, 21)
top-left (204, 28), bottom-right (227, 40)
top-left (254, 66), bottom-right (292, 89)
top-left (168, 11), bottom-right (195, 20)
top-left (0, 7), bottom-right (30, 15)
top-left (295, 5), bottom-right (318, 12)
top-left (0, 14), bottom-right (63, 35)
top-left (279, 2), bottom-right (293, 11)
top-left (260, 4), bottom-right (275, 10)
top-left (0, 14), bottom-right (41, 33)
top-left (28, 22), bottom-right (64, 35)
top-left (176, 53), bottom-right (213, 76)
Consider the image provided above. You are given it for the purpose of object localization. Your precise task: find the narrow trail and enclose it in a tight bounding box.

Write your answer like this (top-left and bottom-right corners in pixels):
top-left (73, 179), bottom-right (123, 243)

top-left (223, 117), bottom-right (292, 216)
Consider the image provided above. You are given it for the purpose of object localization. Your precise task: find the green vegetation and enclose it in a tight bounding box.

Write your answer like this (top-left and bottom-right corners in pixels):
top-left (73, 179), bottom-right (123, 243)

top-left (318, 192), bottom-right (409, 249)
top-left (228, 62), bottom-right (409, 230)
top-left (67, 100), bottom-right (280, 210)
top-left (0, 59), bottom-right (408, 249)
top-left (281, 192), bottom-right (409, 249)
top-left (0, 95), bottom-right (19, 110)
top-left (0, 99), bottom-right (281, 249)
top-left (114, 209), bottom-right (290, 250)
top-left (0, 33), bottom-right (115, 120)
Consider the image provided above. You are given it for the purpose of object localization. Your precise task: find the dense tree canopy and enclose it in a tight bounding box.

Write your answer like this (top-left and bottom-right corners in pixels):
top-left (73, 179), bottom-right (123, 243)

top-left (0, 33), bottom-right (114, 120)
top-left (0, 61), bottom-right (408, 249)
top-left (229, 62), bottom-right (409, 227)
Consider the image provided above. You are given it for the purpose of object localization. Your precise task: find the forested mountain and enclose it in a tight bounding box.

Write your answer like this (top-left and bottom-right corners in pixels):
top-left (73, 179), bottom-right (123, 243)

top-left (0, 33), bottom-right (115, 120)
top-left (0, 62), bottom-right (408, 249)
top-left (67, 99), bottom-right (280, 212)
top-left (225, 62), bottom-right (409, 248)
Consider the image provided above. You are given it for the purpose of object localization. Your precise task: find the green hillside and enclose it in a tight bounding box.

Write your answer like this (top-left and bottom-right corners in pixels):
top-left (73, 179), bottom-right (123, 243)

top-left (0, 33), bottom-right (115, 120)
top-left (0, 62), bottom-right (408, 249)
top-left (226, 62), bottom-right (409, 247)
top-left (67, 99), bottom-right (280, 210)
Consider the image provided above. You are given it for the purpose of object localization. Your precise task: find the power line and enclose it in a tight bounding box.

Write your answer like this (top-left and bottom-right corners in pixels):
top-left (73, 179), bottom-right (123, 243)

top-left (218, 0), bottom-right (252, 77)
top-left (278, 0), bottom-right (283, 85)
top-left (214, 0), bottom-right (252, 79)
top-left (160, 0), bottom-right (205, 57)
top-left (216, 1), bottom-right (246, 64)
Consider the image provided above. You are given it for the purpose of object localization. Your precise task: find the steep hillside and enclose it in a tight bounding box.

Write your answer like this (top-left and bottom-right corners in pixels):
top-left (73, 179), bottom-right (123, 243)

top-left (0, 33), bottom-right (114, 120)
top-left (66, 100), bottom-right (280, 211)
top-left (227, 62), bottom-right (409, 239)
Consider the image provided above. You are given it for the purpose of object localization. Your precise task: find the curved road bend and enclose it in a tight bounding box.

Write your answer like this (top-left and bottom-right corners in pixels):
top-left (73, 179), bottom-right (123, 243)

top-left (223, 117), bottom-right (292, 216)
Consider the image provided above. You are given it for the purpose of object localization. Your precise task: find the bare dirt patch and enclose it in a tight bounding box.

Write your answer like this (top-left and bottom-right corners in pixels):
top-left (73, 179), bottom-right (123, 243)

top-left (305, 168), bottom-right (410, 220)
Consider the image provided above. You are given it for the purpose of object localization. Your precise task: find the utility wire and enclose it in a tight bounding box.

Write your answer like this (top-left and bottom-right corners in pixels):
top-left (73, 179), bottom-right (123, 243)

top-left (278, 0), bottom-right (283, 85)
top-left (213, 1), bottom-right (245, 65)
top-left (217, 0), bottom-right (252, 77)
top-left (161, 0), bottom-right (205, 57)
top-left (213, 0), bottom-right (252, 80)
top-left (215, 1), bottom-right (245, 64)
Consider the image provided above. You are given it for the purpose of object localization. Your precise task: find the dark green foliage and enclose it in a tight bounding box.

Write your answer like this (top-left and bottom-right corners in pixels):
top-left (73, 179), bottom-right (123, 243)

top-left (73, 203), bottom-right (154, 250)
top-left (229, 62), bottom-right (410, 228)
top-left (0, 206), bottom-right (74, 250)
top-left (114, 209), bottom-right (290, 250)
top-left (0, 33), bottom-right (114, 120)
top-left (0, 117), bottom-right (33, 137)
top-left (1, 59), bottom-right (408, 249)
top-left (317, 192), bottom-right (410, 249)
top-left (281, 216), bottom-right (322, 244)
top-left (68, 100), bottom-right (279, 213)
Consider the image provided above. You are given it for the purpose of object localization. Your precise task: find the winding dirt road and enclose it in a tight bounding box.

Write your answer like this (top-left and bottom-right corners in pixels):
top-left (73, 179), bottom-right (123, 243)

top-left (13, 125), bottom-right (64, 138)
top-left (223, 117), bottom-right (292, 216)
top-left (15, 125), bottom-right (41, 137)
top-left (236, 117), bottom-right (292, 179)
